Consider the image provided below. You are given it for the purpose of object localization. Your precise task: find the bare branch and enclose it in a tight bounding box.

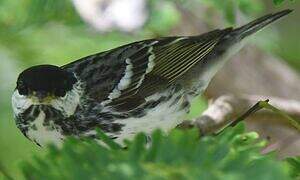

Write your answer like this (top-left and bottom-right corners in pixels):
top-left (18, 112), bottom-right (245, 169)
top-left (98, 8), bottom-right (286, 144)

top-left (178, 94), bottom-right (300, 135)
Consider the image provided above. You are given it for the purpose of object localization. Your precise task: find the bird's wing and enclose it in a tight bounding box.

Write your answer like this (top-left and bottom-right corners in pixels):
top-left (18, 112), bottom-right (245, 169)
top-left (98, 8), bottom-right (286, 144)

top-left (64, 28), bottom-right (232, 111)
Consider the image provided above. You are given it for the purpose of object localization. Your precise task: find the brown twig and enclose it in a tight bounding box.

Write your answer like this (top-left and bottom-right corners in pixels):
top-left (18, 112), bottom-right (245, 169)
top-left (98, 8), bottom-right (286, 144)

top-left (177, 95), bottom-right (300, 136)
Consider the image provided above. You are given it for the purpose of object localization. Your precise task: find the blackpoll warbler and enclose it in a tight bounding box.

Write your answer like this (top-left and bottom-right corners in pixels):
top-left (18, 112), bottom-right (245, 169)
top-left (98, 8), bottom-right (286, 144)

top-left (12, 9), bottom-right (292, 146)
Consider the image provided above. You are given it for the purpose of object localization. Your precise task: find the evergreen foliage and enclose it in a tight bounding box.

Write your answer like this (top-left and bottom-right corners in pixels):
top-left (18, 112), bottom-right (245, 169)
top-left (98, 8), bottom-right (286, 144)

top-left (20, 124), bottom-right (298, 180)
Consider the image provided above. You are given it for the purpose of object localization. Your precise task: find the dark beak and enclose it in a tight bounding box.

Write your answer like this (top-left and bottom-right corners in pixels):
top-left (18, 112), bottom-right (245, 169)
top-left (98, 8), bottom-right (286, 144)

top-left (35, 91), bottom-right (48, 100)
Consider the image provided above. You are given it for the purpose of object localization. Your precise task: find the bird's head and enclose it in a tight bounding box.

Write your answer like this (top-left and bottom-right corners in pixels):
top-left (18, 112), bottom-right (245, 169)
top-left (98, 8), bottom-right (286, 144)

top-left (12, 65), bottom-right (80, 116)
top-left (16, 65), bottom-right (77, 102)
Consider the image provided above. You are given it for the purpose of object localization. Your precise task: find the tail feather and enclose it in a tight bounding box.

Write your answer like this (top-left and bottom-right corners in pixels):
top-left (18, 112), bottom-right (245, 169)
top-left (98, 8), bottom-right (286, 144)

top-left (232, 9), bottom-right (293, 39)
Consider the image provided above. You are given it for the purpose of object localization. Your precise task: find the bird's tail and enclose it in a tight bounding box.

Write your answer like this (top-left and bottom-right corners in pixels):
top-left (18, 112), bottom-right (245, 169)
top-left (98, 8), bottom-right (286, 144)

top-left (231, 9), bottom-right (292, 40)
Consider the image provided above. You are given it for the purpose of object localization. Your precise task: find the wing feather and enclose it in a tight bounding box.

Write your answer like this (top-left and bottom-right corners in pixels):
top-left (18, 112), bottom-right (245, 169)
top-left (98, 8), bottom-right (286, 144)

top-left (106, 30), bottom-right (232, 110)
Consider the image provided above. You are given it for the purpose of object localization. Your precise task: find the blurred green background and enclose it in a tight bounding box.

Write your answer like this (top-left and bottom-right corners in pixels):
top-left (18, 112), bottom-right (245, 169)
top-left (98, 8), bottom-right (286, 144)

top-left (0, 0), bottom-right (299, 179)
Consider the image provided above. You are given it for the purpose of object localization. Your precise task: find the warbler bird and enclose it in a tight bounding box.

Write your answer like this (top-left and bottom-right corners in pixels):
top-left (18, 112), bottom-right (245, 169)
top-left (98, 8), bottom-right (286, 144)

top-left (12, 10), bottom-right (292, 146)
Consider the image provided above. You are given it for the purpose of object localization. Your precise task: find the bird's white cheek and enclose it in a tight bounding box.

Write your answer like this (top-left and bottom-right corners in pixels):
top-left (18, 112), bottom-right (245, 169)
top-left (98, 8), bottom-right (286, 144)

top-left (11, 90), bottom-right (32, 115)
top-left (50, 88), bottom-right (82, 117)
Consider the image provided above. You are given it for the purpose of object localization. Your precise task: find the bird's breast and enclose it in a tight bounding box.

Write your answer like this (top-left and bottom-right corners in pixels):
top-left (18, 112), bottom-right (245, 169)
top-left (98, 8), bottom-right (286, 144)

top-left (15, 105), bottom-right (66, 147)
top-left (25, 110), bottom-right (64, 146)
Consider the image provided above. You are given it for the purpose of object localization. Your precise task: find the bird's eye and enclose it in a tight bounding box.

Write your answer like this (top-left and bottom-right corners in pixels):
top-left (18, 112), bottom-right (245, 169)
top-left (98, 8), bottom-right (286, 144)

top-left (55, 89), bottom-right (66, 97)
top-left (17, 82), bottom-right (28, 95)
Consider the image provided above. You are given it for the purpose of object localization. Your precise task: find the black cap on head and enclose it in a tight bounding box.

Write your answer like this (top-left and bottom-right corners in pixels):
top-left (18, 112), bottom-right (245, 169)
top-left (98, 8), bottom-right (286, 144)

top-left (16, 65), bottom-right (77, 97)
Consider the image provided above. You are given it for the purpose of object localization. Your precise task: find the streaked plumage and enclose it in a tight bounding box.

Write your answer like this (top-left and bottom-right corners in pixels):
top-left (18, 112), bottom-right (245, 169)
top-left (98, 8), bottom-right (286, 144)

top-left (12, 10), bottom-right (292, 146)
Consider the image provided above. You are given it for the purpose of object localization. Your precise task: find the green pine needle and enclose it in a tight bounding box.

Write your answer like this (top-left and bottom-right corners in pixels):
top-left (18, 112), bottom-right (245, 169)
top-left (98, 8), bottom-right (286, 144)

top-left (20, 124), bottom-right (293, 180)
top-left (259, 101), bottom-right (300, 131)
